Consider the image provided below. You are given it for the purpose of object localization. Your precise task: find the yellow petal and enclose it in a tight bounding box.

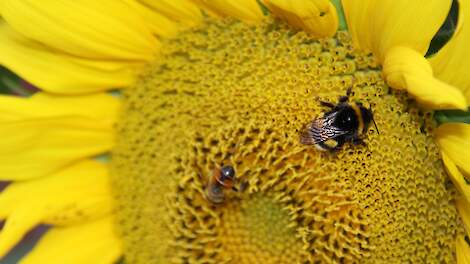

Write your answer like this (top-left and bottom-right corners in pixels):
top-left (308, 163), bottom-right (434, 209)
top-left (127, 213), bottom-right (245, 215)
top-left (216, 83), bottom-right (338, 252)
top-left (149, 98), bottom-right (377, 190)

top-left (0, 93), bottom-right (117, 180)
top-left (124, 0), bottom-right (180, 38)
top-left (0, 160), bottom-right (113, 257)
top-left (0, 23), bottom-right (143, 94)
top-left (0, 118), bottom-right (113, 180)
top-left (436, 123), bottom-right (470, 176)
top-left (430, 0), bottom-right (470, 102)
top-left (341, 0), bottom-right (452, 61)
top-left (262, 0), bottom-right (338, 38)
top-left (139, 0), bottom-right (203, 27)
top-left (441, 152), bottom-right (470, 202)
top-left (457, 197), bottom-right (470, 236)
top-left (191, 0), bottom-right (264, 24)
top-left (457, 235), bottom-right (470, 264)
top-left (383, 46), bottom-right (467, 110)
top-left (0, 92), bottom-right (120, 121)
top-left (0, 0), bottom-right (158, 61)
top-left (20, 216), bottom-right (122, 264)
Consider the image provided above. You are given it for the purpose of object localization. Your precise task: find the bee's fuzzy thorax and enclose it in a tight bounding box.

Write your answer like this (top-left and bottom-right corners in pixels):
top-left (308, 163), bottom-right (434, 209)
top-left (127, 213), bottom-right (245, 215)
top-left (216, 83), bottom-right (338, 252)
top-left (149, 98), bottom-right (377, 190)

top-left (350, 103), bottom-right (365, 135)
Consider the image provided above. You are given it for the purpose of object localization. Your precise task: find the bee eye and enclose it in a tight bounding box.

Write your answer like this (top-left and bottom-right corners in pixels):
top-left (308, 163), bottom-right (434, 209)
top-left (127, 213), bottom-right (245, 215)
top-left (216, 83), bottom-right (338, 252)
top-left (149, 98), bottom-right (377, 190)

top-left (341, 115), bottom-right (353, 125)
top-left (335, 109), bottom-right (358, 129)
top-left (220, 166), bottom-right (235, 180)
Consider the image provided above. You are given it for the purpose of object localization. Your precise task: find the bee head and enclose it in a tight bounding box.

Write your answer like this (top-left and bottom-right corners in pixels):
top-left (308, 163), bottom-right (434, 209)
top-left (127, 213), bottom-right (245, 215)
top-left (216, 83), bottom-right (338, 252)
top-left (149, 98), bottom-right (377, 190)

top-left (360, 105), bottom-right (379, 134)
top-left (220, 165), bottom-right (235, 181)
top-left (214, 165), bottom-right (236, 189)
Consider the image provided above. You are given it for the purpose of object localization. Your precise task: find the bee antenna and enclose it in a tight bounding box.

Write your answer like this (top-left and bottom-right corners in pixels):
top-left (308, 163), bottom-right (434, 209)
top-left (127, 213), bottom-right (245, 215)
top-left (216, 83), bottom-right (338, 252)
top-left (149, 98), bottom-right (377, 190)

top-left (370, 105), bottom-right (380, 134)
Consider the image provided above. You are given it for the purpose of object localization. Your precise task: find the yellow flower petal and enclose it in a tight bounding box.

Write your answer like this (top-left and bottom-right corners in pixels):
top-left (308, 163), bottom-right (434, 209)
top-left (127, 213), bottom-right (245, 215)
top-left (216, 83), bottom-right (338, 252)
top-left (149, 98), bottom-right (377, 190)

top-left (0, 119), bottom-right (113, 181)
top-left (430, 0), bottom-right (470, 102)
top-left (20, 216), bottom-right (122, 264)
top-left (0, 93), bottom-right (117, 180)
top-left (262, 0), bottom-right (338, 38)
top-left (457, 235), bottom-right (470, 264)
top-left (457, 197), bottom-right (470, 236)
top-left (139, 0), bottom-right (203, 27)
top-left (191, 0), bottom-right (264, 24)
top-left (124, 0), bottom-right (180, 38)
top-left (0, 0), bottom-right (158, 61)
top-left (341, 0), bottom-right (452, 61)
top-left (0, 92), bottom-right (120, 121)
top-left (436, 123), bottom-right (470, 176)
top-left (441, 152), bottom-right (470, 201)
top-left (383, 46), bottom-right (467, 110)
top-left (0, 23), bottom-right (143, 94)
top-left (0, 160), bottom-right (113, 257)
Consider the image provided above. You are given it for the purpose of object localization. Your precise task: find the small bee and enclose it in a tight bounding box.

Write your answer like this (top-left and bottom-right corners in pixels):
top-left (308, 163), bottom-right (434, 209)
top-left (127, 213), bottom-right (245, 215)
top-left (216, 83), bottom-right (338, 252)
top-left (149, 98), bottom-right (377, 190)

top-left (300, 88), bottom-right (379, 151)
top-left (205, 165), bottom-right (247, 204)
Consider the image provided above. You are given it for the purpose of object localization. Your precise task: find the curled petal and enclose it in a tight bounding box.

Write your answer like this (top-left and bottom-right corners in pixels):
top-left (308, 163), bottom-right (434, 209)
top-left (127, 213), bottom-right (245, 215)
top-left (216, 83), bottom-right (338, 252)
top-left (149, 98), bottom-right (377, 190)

top-left (441, 152), bottom-right (470, 202)
top-left (383, 46), bottom-right (467, 110)
top-left (430, 0), bottom-right (470, 102)
top-left (436, 123), bottom-right (470, 177)
top-left (263, 0), bottom-right (338, 38)
top-left (341, 0), bottom-right (452, 61)
top-left (456, 235), bottom-right (470, 264)
top-left (457, 197), bottom-right (470, 237)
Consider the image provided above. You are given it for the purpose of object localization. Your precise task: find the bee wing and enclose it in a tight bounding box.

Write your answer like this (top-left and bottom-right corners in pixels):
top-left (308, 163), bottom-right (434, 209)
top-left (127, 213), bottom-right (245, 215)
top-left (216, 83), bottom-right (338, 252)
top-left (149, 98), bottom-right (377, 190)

top-left (300, 112), bottom-right (348, 145)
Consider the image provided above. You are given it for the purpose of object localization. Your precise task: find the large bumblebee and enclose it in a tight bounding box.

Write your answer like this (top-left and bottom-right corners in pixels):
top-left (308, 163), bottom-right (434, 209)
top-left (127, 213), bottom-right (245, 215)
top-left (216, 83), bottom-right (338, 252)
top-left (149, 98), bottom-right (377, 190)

top-left (300, 88), bottom-right (378, 151)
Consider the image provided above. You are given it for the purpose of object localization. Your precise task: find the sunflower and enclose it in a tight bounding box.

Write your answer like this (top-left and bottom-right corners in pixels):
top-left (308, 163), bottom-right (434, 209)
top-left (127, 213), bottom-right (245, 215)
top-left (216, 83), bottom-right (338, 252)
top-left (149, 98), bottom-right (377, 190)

top-left (1, 0), bottom-right (470, 263)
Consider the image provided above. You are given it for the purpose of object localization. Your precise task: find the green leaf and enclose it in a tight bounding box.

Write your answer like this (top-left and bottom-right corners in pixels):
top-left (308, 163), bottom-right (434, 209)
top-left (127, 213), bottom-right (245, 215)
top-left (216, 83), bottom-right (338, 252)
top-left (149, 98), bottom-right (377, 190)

top-left (256, 0), bottom-right (270, 16)
top-left (435, 108), bottom-right (470, 124)
top-left (0, 66), bottom-right (35, 96)
top-left (0, 66), bottom-right (21, 94)
top-left (331, 0), bottom-right (347, 31)
top-left (425, 0), bottom-right (459, 57)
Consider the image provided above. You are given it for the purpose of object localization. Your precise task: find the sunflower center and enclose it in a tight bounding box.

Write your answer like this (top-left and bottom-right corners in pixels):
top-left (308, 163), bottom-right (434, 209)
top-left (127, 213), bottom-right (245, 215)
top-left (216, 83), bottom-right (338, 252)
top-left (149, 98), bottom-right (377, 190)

top-left (219, 195), bottom-right (305, 263)
top-left (111, 17), bottom-right (463, 263)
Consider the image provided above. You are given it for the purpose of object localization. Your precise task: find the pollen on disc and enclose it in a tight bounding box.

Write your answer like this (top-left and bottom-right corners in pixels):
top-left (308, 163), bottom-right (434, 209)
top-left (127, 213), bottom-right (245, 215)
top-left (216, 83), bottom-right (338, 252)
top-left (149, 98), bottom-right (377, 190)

top-left (111, 17), bottom-right (463, 264)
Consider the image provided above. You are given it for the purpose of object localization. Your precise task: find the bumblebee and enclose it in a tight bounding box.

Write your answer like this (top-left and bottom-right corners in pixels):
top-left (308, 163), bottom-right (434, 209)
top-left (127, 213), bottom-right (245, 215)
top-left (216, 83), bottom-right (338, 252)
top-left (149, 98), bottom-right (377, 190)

top-left (205, 165), bottom-right (247, 204)
top-left (300, 88), bottom-right (378, 151)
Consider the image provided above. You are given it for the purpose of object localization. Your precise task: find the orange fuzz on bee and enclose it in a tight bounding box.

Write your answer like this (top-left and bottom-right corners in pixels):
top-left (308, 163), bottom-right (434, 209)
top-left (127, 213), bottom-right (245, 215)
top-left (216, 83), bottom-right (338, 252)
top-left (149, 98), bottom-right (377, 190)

top-left (205, 165), bottom-right (245, 204)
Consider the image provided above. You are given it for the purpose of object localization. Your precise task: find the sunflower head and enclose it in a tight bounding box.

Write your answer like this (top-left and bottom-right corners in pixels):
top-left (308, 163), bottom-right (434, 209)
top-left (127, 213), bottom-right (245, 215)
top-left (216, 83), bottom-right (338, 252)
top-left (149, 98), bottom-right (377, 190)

top-left (111, 17), bottom-right (462, 263)
top-left (1, 1), bottom-right (470, 264)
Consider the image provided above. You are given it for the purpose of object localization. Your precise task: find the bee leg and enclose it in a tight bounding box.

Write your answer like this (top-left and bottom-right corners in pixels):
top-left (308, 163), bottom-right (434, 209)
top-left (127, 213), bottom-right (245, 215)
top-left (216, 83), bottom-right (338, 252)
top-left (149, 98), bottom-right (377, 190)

top-left (325, 144), bottom-right (343, 153)
top-left (338, 95), bottom-right (349, 103)
top-left (339, 87), bottom-right (352, 103)
top-left (333, 142), bottom-right (345, 152)
top-left (352, 138), bottom-right (366, 146)
top-left (319, 100), bottom-right (335, 108)
top-left (324, 138), bottom-right (344, 152)
top-left (239, 181), bottom-right (249, 192)
top-left (232, 186), bottom-right (239, 192)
